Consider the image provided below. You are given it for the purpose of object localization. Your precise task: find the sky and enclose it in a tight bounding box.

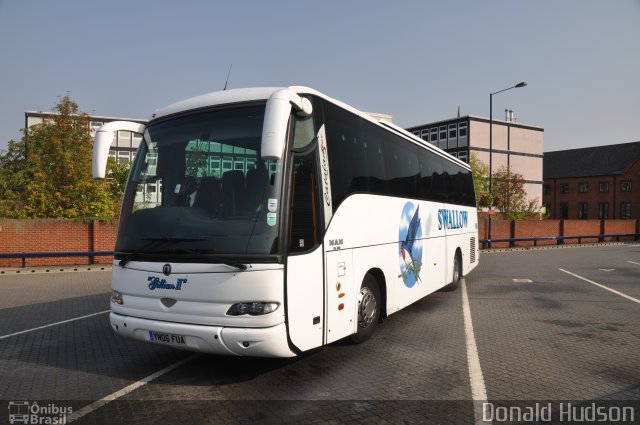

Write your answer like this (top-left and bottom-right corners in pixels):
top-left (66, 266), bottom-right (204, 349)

top-left (1, 0), bottom-right (639, 153)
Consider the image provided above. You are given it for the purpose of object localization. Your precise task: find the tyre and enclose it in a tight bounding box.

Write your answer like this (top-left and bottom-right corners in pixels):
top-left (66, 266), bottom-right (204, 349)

top-left (349, 274), bottom-right (381, 344)
top-left (442, 251), bottom-right (462, 292)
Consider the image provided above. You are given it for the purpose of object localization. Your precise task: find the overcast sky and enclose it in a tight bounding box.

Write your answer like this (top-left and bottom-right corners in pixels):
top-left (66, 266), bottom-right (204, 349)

top-left (1, 0), bottom-right (638, 153)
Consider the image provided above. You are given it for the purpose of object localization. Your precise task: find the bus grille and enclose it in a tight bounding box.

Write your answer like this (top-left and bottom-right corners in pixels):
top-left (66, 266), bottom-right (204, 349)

top-left (470, 237), bottom-right (476, 263)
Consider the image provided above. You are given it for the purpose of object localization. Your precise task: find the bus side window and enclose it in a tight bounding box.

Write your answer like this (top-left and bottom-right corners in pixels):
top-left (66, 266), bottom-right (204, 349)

top-left (289, 152), bottom-right (320, 253)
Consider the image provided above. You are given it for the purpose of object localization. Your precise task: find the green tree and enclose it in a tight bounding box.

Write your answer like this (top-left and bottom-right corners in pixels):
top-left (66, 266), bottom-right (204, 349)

top-left (1, 96), bottom-right (124, 219)
top-left (469, 153), bottom-right (490, 209)
top-left (492, 165), bottom-right (539, 220)
top-left (106, 157), bottom-right (131, 215)
top-left (0, 137), bottom-right (31, 212)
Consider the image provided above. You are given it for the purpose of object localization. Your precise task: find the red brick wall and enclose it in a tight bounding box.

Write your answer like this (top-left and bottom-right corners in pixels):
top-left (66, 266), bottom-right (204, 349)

top-left (0, 220), bottom-right (117, 268)
top-left (562, 220), bottom-right (601, 244)
top-left (478, 217), bottom-right (638, 248)
top-left (514, 220), bottom-right (561, 247)
top-left (603, 220), bottom-right (638, 242)
top-left (478, 218), bottom-right (512, 248)
top-left (0, 217), bottom-right (638, 268)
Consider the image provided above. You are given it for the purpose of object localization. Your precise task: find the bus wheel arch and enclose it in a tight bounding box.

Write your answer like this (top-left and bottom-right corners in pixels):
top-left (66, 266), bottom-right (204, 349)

top-left (350, 270), bottom-right (383, 344)
top-left (367, 268), bottom-right (387, 322)
top-left (442, 248), bottom-right (462, 292)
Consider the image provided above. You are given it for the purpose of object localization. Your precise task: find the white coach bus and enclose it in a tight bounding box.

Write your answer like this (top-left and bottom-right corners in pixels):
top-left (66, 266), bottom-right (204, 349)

top-left (93, 86), bottom-right (479, 357)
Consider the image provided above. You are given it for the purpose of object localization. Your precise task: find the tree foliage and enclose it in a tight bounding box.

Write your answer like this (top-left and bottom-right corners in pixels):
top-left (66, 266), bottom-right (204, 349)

top-left (469, 153), bottom-right (539, 219)
top-left (491, 166), bottom-right (539, 220)
top-left (0, 96), bottom-right (126, 219)
top-left (0, 138), bottom-right (30, 211)
top-left (469, 153), bottom-right (490, 209)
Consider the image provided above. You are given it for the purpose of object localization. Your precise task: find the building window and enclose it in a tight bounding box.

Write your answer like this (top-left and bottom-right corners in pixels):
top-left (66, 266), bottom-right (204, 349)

top-left (598, 202), bottom-right (609, 219)
top-left (439, 126), bottom-right (447, 141)
top-left (621, 202), bottom-right (632, 219)
top-left (420, 129), bottom-right (429, 141)
top-left (117, 131), bottom-right (131, 148)
top-left (543, 185), bottom-right (551, 195)
top-left (458, 151), bottom-right (468, 163)
top-left (560, 183), bottom-right (569, 194)
top-left (438, 126), bottom-right (447, 149)
top-left (578, 202), bottom-right (588, 219)
top-left (430, 128), bottom-right (438, 144)
top-left (117, 151), bottom-right (131, 164)
top-left (90, 121), bottom-right (103, 136)
top-left (132, 133), bottom-right (142, 149)
top-left (458, 123), bottom-right (468, 138)
top-left (449, 124), bottom-right (457, 139)
top-left (448, 124), bottom-right (457, 149)
top-left (621, 180), bottom-right (632, 192)
top-left (559, 203), bottom-right (569, 219)
top-left (599, 182), bottom-right (609, 192)
top-left (579, 183), bottom-right (588, 193)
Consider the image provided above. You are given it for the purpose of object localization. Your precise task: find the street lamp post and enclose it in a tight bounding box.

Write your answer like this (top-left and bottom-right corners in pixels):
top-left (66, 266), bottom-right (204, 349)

top-left (488, 81), bottom-right (527, 248)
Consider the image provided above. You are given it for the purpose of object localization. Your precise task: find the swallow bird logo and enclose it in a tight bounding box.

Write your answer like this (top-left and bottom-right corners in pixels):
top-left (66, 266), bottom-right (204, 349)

top-left (398, 202), bottom-right (423, 288)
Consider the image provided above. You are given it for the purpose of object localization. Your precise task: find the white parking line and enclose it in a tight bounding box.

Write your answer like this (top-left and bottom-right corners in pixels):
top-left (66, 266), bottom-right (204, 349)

top-left (0, 310), bottom-right (110, 340)
top-left (559, 269), bottom-right (640, 304)
top-left (627, 261), bottom-right (640, 266)
top-left (67, 354), bottom-right (198, 423)
top-left (461, 278), bottom-right (491, 425)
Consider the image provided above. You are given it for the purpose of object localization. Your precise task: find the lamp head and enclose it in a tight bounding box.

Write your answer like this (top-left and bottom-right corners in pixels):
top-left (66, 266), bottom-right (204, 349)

top-left (515, 82), bottom-right (527, 88)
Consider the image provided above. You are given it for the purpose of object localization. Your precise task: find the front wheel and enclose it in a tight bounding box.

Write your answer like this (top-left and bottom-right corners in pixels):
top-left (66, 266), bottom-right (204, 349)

top-left (349, 274), bottom-right (381, 344)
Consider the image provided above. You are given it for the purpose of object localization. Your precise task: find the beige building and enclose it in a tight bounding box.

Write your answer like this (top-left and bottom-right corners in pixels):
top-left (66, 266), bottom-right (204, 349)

top-left (406, 114), bottom-right (544, 204)
top-left (25, 111), bottom-right (147, 165)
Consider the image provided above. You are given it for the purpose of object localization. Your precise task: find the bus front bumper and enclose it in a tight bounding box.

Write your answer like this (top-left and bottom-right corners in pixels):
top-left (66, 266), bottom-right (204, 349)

top-left (109, 312), bottom-right (296, 358)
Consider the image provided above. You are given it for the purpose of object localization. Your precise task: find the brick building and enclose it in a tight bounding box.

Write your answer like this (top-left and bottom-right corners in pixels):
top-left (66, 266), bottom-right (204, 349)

top-left (543, 141), bottom-right (640, 220)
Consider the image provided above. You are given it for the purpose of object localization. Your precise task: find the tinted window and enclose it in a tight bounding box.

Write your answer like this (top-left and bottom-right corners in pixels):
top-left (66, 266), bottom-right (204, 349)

top-left (418, 148), bottom-right (445, 202)
top-left (380, 132), bottom-right (419, 198)
top-left (323, 100), bottom-right (475, 208)
top-left (446, 163), bottom-right (475, 207)
top-left (323, 102), bottom-right (364, 209)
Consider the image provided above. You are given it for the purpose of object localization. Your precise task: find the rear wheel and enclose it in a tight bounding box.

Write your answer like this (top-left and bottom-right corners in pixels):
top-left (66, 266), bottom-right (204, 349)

top-left (442, 251), bottom-right (462, 292)
top-left (350, 274), bottom-right (381, 344)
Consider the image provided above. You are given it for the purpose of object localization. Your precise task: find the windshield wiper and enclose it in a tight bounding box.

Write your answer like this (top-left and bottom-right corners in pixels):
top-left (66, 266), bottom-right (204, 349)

top-left (118, 236), bottom-right (209, 267)
top-left (162, 248), bottom-right (248, 271)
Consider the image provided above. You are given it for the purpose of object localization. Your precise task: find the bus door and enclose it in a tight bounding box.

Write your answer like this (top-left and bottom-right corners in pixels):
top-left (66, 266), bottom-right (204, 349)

top-left (285, 147), bottom-right (325, 352)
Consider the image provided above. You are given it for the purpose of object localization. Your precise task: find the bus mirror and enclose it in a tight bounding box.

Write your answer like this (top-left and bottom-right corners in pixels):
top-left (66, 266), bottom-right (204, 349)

top-left (92, 121), bottom-right (146, 179)
top-left (261, 89), bottom-right (312, 160)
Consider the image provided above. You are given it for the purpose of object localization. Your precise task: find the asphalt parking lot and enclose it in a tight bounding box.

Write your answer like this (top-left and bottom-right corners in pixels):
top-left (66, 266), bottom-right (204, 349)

top-left (1, 244), bottom-right (638, 424)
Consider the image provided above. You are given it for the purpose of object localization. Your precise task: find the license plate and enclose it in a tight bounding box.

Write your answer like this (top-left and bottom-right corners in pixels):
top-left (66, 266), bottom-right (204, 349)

top-left (148, 330), bottom-right (187, 345)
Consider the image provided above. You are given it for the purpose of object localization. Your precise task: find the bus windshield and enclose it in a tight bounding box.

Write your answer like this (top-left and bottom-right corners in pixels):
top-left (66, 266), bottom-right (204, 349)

top-left (116, 104), bottom-right (284, 260)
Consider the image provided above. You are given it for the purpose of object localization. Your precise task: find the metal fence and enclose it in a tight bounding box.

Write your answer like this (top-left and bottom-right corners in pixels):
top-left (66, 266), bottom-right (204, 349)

top-left (480, 233), bottom-right (640, 249)
top-left (0, 251), bottom-right (113, 269)
top-left (1, 232), bottom-right (640, 268)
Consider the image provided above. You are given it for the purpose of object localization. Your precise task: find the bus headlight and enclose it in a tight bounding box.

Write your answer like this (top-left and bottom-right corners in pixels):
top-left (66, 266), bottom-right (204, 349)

top-left (226, 302), bottom-right (279, 316)
top-left (111, 290), bottom-right (124, 305)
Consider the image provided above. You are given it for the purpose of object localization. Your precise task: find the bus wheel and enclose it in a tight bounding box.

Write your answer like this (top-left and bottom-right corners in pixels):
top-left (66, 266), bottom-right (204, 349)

top-left (350, 274), bottom-right (381, 344)
top-left (442, 251), bottom-right (462, 292)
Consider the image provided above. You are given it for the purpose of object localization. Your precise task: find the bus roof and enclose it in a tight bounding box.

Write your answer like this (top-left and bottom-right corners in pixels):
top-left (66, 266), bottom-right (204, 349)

top-left (151, 86), bottom-right (469, 170)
